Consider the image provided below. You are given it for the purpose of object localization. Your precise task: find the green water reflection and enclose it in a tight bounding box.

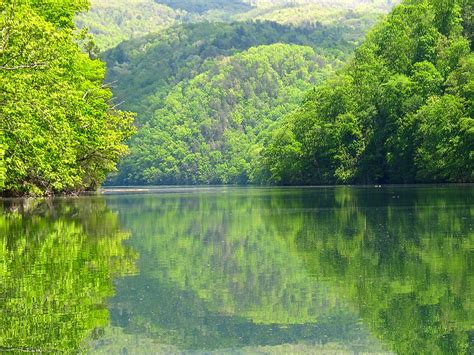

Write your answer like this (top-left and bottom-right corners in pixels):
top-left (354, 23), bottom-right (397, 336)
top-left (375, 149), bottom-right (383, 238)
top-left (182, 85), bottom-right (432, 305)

top-left (0, 198), bottom-right (137, 352)
top-left (0, 187), bottom-right (472, 353)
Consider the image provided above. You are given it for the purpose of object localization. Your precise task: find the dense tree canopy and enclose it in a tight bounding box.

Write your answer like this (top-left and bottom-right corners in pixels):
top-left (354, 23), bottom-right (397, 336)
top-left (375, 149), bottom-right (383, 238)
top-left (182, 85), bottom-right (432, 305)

top-left (258, 0), bottom-right (473, 184)
top-left (103, 20), bottom-right (364, 120)
top-left (0, 0), bottom-right (135, 196)
top-left (113, 44), bottom-right (335, 184)
top-left (103, 20), bottom-right (375, 185)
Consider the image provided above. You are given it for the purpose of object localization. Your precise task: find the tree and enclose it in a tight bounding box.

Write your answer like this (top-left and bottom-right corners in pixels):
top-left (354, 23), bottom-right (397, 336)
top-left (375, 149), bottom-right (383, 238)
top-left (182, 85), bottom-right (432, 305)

top-left (0, 0), bottom-right (135, 196)
top-left (414, 95), bottom-right (472, 182)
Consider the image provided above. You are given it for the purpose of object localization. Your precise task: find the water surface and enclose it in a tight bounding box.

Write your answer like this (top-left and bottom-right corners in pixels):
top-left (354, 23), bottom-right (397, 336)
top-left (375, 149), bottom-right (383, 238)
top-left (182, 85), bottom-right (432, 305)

top-left (1, 186), bottom-right (472, 353)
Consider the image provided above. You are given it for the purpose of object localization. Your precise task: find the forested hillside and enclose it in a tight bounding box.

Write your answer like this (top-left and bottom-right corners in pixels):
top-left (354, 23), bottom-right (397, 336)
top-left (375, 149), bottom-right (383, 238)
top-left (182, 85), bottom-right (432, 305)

top-left (117, 44), bottom-right (329, 184)
top-left (78, 0), bottom-right (395, 50)
top-left (104, 19), bottom-right (372, 184)
top-left (104, 21), bottom-right (360, 121)
top-left (75, 0), bottom-right (184, 50)
top-left (0, 1), bottom-right (134, 196)
top-left (108, 0), bottom-right (471, 186)
top-left (258, 0), bottom-right (473, 184)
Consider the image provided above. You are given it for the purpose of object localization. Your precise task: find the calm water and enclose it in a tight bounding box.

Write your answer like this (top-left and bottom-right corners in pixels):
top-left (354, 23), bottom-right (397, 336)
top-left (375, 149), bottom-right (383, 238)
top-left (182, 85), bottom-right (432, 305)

top-left (1, 186), bottom-right (472, 354)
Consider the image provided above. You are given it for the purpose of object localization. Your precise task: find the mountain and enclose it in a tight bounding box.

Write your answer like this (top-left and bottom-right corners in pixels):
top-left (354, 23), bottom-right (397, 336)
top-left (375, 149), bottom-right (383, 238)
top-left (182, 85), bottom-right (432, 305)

top-left (115, 43), bottom-right (330, 184)
top-left (78, 0), bottom-right (397, 50)
top-left (103, 19), bottom-right (372, 184)
top-left (78, 0), bottom-right (404, 186)
top-left (103, 21), bottom-right (361, 121)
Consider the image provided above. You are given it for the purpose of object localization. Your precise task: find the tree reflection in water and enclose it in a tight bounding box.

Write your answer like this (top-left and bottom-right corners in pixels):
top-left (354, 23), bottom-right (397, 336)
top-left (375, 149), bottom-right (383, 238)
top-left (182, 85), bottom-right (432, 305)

top-left (101, 186), bottom-right (472, 353)
top-left (0, 197), bottom-right (137, 352)
top-left (1, 187), bottom-right (471, 353)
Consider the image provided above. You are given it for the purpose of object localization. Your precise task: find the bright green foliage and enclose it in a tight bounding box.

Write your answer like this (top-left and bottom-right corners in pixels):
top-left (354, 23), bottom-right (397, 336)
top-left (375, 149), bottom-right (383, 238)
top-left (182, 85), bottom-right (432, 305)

top-left (103, 21), bottom-right (360, 121)
top-left (25, 0), bottom-right (90, 28)
top-left (112, 44), bottom-right (338, 184)
top-left (0, 198), bottom-right (137, 352)
top-left (260, 0), bottom-right (473, 184)
top-left (0, 132), bottom-right (5, 189)
top-left (0, 0), bottom-right (135, 196)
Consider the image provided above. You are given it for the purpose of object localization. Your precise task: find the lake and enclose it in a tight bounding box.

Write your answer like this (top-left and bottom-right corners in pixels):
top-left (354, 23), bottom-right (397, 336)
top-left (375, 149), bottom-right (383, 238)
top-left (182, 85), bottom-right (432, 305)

top-left (1, 186), bottom-right (472, 354)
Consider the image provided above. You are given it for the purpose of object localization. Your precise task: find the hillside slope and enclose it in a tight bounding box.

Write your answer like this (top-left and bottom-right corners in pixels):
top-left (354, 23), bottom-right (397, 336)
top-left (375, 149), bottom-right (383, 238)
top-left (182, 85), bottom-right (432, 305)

top-left (103, 21), bottom-right (359, 122)
top-left (114, 44), bottom-right (328, 184)
top-left (78, 0), bottom-right (397, 49)
top-left (258, 0), bottom-right (473, 184)
top-left (75, 0), bottom-right (184, 50)
top-left (103, 20), bottom-right (370, 184)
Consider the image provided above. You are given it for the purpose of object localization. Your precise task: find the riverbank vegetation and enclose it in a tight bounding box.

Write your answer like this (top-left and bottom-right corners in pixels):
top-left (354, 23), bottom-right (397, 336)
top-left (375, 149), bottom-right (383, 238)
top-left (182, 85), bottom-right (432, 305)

top-left (258, 0), bottom-right (473, 184)
top-left (0, 0), bottom-right (135, 196)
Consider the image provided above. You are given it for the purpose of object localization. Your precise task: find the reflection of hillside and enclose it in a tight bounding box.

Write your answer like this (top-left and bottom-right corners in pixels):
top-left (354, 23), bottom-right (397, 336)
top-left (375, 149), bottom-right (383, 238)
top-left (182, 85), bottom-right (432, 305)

top-left (0, 198), bottom-right (138, 352)
top-left (107, 274), bottom-right (380, 351)
top-left (108, 189), bottom-right (350, 325)
top-left (105, 186), bottom-right (473, 353)
top-left (101, 188), bottom-right (386, 351)
top-left (292, 187), bottom-right (474, 354)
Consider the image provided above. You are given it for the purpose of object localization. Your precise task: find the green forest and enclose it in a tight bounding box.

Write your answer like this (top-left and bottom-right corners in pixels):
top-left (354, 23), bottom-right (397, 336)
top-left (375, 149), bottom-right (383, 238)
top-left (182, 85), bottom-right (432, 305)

top-left (0, 0), bottom-right (473, 195)
top-left (104, 20), bottom-right (370, 184)
top-left (258, 0), bottom-right (474, 184)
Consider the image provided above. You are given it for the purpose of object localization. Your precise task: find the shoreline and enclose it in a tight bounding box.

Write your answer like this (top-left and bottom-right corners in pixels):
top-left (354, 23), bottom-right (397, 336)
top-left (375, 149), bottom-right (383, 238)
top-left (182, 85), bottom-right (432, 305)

top-left (1, 183), bottom-right (473, 200)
